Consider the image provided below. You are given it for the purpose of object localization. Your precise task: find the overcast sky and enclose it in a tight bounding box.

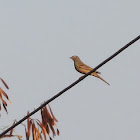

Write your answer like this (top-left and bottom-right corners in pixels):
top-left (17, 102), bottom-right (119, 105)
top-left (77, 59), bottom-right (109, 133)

top-left (0, 0), bottom-right (140, 140)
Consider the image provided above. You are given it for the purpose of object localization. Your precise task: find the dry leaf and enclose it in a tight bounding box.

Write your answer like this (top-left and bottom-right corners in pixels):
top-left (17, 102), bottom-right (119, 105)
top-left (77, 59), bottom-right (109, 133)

top-left (0, 78), bottom-right (9, 89)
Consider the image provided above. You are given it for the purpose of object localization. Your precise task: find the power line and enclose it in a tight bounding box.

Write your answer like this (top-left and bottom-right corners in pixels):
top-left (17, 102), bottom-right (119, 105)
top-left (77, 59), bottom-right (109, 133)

top-left (0, 35), bottom-right (139, 138)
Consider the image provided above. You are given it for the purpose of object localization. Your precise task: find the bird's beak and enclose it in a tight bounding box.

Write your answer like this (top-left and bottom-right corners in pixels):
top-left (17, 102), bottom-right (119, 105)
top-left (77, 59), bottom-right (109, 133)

top-left (70, 57), bottom-right (72, 59)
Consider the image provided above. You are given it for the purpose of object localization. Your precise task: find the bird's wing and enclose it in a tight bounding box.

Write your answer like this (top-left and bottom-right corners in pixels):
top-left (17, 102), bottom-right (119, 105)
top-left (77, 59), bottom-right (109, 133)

top-left (79, 64), bottom-right (101, 74)
top-left (79, 64), bottom-right (92, 71)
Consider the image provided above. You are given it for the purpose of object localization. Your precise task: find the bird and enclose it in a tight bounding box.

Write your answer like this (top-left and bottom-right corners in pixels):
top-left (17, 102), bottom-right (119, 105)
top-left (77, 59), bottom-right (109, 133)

top-left (70, 55), bottom-right (110, 85)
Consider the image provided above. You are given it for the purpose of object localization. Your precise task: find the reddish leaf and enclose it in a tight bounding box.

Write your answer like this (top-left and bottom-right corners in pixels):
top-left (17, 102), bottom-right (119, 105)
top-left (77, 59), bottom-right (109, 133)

top-left (3, 103), bottom-right (8, 113)
top-left (36, 120), bottom-right (47, 140)
top-left (0, 78), bottom-right (9, 89)
top-left (0, 88), bottom-right (9, 100)
top-left (32, 123), bottom-right (36, 140)
top-left (48, 104), bottom-right (58, 122)
top-left (10, 120), bottom-right (16, 135)
top-left (27, 112), bottom-right (31, 138)
top-left (57, 129), bottom-right (60, 136)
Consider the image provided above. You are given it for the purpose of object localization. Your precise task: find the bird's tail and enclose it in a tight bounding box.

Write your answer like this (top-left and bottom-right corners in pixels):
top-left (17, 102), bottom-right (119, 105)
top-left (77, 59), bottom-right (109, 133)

top-left (95, 74), bottom-right (110, 85)
top-left (92, 73), bottom-right (110, 85)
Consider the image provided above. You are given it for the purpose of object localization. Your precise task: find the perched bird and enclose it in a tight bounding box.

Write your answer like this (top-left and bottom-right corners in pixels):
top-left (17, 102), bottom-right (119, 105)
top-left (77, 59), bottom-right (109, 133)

top-left (70, 55), bottom-right (110, 85)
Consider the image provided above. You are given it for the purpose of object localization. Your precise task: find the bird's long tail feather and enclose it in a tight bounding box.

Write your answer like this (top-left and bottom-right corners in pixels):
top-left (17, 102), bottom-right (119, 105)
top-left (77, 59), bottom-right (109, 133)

top-left (96, 75), bottom-right (110, 85)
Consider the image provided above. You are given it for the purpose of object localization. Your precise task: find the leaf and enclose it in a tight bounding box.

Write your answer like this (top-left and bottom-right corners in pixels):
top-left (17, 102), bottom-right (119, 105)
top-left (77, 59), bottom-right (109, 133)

top-left (48, 104), bottom-right (58, 122)
top-left (3, 103), bottom-right (8, 113)
top-left (57, 129), bottom-right (60, 136)
top-left (9, 120), bottom-right (16, 135)
top-left (0, 88), bottom-right (9, 100)
top-left (32, 123), bottom-right (36, 140)
top-left (49, 123), bottom-right (56, 137)
top-left (41, 107), bottom-right (50, 134)
top-left (36, 120), bottom-right (47, 140)
top-left (2, 98), bottom-right (7, 107)
top-left (0, 87), bottom-right (11, 113)
top-left (27, 112), bottom-right (31, 138)
top-left (24, 126), bottom-right (29, 140)
top-left (34, 125), bottom-right (41, 140)
top-left (0, 78), bottom-right (9, 89)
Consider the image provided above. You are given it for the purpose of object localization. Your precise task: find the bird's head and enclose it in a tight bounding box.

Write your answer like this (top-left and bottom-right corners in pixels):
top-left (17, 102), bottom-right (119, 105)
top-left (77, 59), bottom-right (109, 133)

top-left (70, 55), bottom-right (79, 61)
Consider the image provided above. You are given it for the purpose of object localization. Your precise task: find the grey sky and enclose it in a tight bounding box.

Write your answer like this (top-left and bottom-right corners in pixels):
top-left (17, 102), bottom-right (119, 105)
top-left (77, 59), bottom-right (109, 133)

top-left (0, 0), bottom-right (140, 140)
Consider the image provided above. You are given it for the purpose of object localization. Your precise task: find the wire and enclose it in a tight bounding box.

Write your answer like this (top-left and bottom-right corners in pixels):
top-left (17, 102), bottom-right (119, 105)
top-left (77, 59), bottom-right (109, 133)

top-left (0, 35), bottom-right (139, 138)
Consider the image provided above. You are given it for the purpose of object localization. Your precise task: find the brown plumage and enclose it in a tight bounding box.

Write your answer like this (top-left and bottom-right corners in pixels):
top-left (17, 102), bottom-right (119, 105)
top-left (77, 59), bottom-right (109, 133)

top-left (70, 55), bottom-right (110, 85)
